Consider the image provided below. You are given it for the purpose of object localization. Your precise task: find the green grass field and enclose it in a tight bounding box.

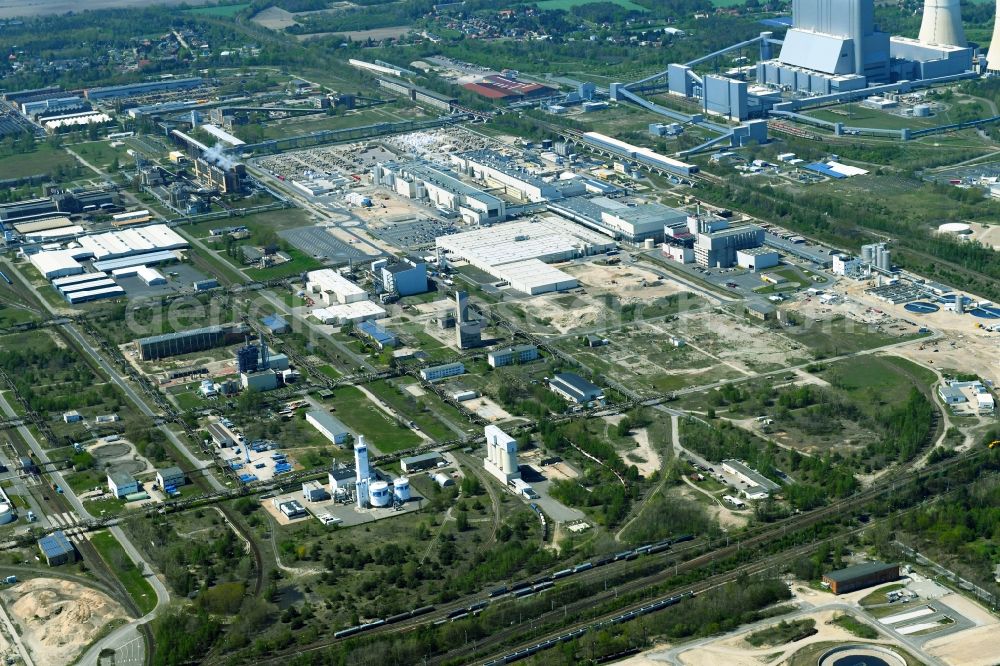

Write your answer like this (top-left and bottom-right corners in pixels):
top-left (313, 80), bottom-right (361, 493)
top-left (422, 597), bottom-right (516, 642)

top-left (0, 144), bottom-right (78, 179)
top-left (185, 2), bottom-right (250, 16)
top-left (532, 0), bottom-right (647, 10)
top-left (245, 248), bottom-right (324, 280)
top-left (364, 378), bottom-right (458, 442)
top-left (323, 385), bottom-right (422, 453)
top-left (91, 531), bottom-right (158, 614)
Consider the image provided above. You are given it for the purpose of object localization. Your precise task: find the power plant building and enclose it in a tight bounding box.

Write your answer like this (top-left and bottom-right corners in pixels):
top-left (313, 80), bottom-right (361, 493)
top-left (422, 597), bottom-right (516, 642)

top-left (756, 0), bottom-right (974, 94)
top-left (694, 222), bottom-right (765, 268)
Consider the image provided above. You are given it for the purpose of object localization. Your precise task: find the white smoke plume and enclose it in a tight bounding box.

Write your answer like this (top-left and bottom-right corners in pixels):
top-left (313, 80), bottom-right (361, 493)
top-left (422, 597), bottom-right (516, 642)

top-left (202, 142), bottom-right (236, 170)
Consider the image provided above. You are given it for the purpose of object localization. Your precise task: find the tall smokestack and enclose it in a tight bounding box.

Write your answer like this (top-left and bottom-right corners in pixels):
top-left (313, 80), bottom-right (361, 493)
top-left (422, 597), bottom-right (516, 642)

top-left (919, 0), bottom-right (966, 47)
top-left (988, 2), bottom-right (1000, 71)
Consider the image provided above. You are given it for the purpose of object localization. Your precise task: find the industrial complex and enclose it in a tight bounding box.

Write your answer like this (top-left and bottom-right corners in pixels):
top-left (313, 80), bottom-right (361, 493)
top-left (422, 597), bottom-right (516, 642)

top-left (0, 4), bottom-right (998, 666)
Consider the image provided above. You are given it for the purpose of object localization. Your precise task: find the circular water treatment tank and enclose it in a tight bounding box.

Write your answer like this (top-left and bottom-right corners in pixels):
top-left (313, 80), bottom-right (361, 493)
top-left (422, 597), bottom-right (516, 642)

top-left (0, 503), bottom-right (14, 525)
top-left (369, 481), bottom-right (392, 508)
top-left (818, 645), bottom-right (906, 666)
top-left (393, 477), bottom-right (411, 502)
top-left (938, 222), bottom-right (972, 236)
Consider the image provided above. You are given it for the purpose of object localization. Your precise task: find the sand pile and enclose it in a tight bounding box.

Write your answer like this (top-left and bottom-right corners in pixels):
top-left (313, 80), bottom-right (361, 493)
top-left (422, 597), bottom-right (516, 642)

top-left (2, 577), bottom-right (126, 665)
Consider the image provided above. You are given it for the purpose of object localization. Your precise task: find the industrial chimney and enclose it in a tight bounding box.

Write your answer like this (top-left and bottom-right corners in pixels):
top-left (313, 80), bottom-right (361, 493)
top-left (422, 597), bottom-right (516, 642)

top-left (918, 0), bottom-right (966, 47)
top-left (987, 2), bottom-right (1000, 71)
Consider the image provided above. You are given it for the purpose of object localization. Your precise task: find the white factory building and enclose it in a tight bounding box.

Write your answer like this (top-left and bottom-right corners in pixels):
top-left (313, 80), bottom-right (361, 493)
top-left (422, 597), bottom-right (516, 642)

top-left (483, 425), bottom-right (521, 484)
top-left (305, 269), bottom-right (367, 306)
top-left (305, 410), bottom-right (352, 445)
top-left (27, 224), bottom-right (188, 278)
top-left (451, 150), bottom-right (562, 203)
top-left (372, 161), bottom-right (507, 224)
top-left (311, 300), bottom-right (386, 325)
top-left (436, 217), bottom-right (614, 295)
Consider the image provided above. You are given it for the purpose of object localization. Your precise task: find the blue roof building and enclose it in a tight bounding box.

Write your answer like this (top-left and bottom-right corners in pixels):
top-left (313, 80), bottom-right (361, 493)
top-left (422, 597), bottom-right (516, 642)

top-left (38, 531), bottom-right (76, 566)
top-left (549, 372), bottom-right (604, 405)
top-left (356, 320), bottom-right (398, 349)
top-left (261, 313), bottom-right (289, 334)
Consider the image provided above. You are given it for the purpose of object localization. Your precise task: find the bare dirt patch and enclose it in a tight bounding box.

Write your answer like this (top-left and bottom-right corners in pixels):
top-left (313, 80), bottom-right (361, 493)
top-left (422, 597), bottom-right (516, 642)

top-left (1, 578), bottom-right (127, 666)
top-left (967, 222), bottom-right (1000, 250)
top-left (250, 6), bottom-right (298, 29)
top-left (628, 427), bottom-right (662, 478)
top-left (563, 261), bottom-right (687, 302)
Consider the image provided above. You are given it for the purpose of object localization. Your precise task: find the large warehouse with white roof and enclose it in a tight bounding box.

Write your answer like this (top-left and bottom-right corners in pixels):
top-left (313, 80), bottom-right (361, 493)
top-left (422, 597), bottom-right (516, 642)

top-left (27, 224), bottom-right (189, 278)
top-left (436, 217), bottom-right (614, 295)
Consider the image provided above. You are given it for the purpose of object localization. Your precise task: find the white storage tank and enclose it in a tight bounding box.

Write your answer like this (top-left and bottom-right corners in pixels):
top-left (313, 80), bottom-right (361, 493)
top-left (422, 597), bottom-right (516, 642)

top-left (913, 104), bottom-right (931, 117)
top-left (369, 481), bottom-right (392, 507)
top-left (393, 477), bottom-right (411, 502)
top-left (0, 503), bottom-right (13, 525)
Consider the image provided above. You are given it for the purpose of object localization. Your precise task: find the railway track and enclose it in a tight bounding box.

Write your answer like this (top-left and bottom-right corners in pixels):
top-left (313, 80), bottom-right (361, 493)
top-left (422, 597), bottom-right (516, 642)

top-left (229, 443), bottom-right (996, 665)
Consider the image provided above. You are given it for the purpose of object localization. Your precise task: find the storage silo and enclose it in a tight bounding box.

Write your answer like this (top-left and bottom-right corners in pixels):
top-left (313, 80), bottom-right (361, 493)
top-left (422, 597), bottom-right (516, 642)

top-left (955, 293), bottom-right (964, 314)
top-left (878, 249), bottom-right (891, 271)
top-left (393, 477), bottom-right (411, 502)
top-left (861, 244), bottom-right (875, 264)
top-left (0, 502), bottom-right (14, 525)
top-left (369, 481), bottom-right (392, 507)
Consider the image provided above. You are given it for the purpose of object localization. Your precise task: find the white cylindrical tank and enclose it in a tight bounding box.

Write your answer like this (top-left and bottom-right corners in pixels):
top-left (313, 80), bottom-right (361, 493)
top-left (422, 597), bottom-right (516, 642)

top-left (393, 477), bottom-right (411, 502)
top-left (938, 222), bottom-right (971, 236)
top-left (369, 481), bottom-right (392, 507)
top-left (643, 238), bottom-right (655, 249)
top-left (955, 293), bottom-right (965, 313)
top-left (861, 244), bottom-right (874, 264)
top-left (913, 104), bottom-right (932, 117)
top-left (0, 503), bottom-right (13, 525)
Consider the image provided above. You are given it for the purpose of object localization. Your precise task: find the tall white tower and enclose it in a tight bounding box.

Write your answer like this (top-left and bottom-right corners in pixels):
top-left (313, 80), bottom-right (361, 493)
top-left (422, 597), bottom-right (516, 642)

top-left (354, 436), bottom-right (370, 508)
top-left (987, 2), bottom-right (1000, 71)
top-left (918, 0), bottom-right (966, 47)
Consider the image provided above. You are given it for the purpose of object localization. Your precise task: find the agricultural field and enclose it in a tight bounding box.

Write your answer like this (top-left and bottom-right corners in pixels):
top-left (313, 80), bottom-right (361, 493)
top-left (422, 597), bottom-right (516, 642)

top-left (532, 0), bottom-right (647, 12)
top-left (184, 2), bottom-right (249, 16)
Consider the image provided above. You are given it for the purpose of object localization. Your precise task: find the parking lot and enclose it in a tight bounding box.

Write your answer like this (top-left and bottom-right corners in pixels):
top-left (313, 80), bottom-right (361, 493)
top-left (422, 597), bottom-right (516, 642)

top-left (367, 216), bottom-right (460, 250)
top-left (217, 435), bottom-right (289, 483)
top-left (279, 225), bottom-right (375, 262)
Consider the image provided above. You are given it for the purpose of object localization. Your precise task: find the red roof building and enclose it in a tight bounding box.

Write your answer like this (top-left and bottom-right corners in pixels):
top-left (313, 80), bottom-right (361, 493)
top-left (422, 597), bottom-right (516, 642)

top-left (462, 75), bottom-right (557, 102)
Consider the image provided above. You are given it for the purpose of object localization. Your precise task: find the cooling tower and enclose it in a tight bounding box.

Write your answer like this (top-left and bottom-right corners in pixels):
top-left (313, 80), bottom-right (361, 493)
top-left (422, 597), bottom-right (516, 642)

top-left (988, 3), bottom-right (1000, 71)
top-left (919, 0), bottom-right (966, 47)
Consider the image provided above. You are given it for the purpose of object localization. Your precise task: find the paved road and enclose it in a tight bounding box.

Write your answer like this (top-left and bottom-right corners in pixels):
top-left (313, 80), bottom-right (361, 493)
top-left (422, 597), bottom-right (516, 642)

top-left (0, 391), bottom-right (169, 666)
top-left (0, 265), bottom-right (176, 663)
top-left (652, 600), bottom-right (947, 666)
